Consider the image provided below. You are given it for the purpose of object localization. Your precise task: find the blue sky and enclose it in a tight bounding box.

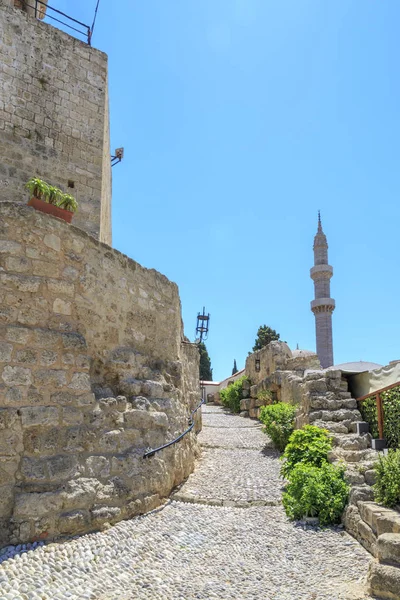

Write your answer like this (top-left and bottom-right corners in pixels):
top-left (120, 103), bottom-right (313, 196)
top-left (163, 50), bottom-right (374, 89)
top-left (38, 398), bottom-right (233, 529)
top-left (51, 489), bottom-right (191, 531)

top-left (49, 1), bottom-right (400, 381)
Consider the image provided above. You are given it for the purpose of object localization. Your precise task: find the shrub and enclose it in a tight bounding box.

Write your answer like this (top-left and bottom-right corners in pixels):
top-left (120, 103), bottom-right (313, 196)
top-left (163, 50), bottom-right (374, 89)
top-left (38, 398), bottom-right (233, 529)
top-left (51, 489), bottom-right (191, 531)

top-left (280, 425), bottom-right (332, 479)
top-left (259, 402), bottom-right (297, 452)
top-left (219, 376), bottom-right (249, 414)
top-left (257, 389), bottom-right (274, 405)
top-left (374, 449), bottom-right (400, 507)
top-left (359, 396), bottom-right (379, 439)
top-left (359, 389), bottom-right (400, 449)
top-left (282, 462), bottom-right (349, 525)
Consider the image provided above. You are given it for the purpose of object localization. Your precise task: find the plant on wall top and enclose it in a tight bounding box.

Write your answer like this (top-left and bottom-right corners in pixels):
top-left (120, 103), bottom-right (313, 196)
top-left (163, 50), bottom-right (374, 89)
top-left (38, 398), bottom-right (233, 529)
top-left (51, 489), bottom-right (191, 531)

top-left (25, 177), bottom-right (50, 201)
top-left (25, 177), bottom-right (78, 214)
top-left (58, 193), bottom-right (78, 213)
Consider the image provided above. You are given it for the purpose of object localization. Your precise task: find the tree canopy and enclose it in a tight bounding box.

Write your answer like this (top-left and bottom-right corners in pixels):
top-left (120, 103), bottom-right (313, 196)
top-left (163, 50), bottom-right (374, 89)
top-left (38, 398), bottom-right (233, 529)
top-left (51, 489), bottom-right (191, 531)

top-left (199, 342), bottom-right (213, 381)
top-left (232, 359), bottom-right (238, 375)
top-left (252, 325), bottom-right (280, 352)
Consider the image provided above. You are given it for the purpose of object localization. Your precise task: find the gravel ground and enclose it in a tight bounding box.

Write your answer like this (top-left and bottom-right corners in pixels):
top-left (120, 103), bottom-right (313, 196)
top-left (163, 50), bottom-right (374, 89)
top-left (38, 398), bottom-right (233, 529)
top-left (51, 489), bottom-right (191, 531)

top-left (198, 425), bottom-right (270, 450)
top-left (0, 403), bottom-right (373, 600)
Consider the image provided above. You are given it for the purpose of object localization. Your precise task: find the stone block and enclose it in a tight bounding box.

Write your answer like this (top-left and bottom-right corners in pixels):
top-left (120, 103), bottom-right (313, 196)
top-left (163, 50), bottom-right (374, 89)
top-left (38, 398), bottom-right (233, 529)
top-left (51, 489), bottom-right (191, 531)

top-left (359, 502), bottom-right (392, 535)
top-left (91, 506), bottom-right (121, 528)
top-left (53, 298), bottom-right (72, 316)
top-left (68, 372), bottom-right (91, 391)
top-left (21, 457), bottom-right (47, 482)
top-left (32, 260), bottom-right (59, 278)
top-left (16, 348), bottom-right (37, 364)
top-left (364, 469), bottom-right (377, 486)
top-left (0, 343), bottom-right (12, 362)
top-left (2, 365), bottom-right (32, 385)
top-left (368, 561), bottom-right (400, 600)
top-left (376, 513), bottom-right (400, 536)
top-left (62, 407), bottom-right (84, 425)
top-left (0, 240), bottom-right (22, 255)
top-left (47, 279), bottom-right (74, 297)
top-left (240, 398), bottom-right (251, 411)
top-left (46, 455), bottom-right (79, 482)
top-left (43, 234), bottom-right (61, 252)
top-left (20, 406), bottom-right (59, 428)
top-left (14, 492), bottom-right (64, 518)
top-left (125, 409), bottom-right (165, 430)
top-left (6, 326), bottom-right (30, 344)
top-left (0, 408), bottom-right (19, 430)
top-left (58, 510), bottom-right (89, 534)
top-left (142, 380), bottom-right (164, 398)
top-left (34, 369), bottom-right (67, 388)
top-left (357, 519), bottom-right (377, 556)
top-left (0, 486), bottom-right (14, 517)
top-left (61, 333), bottom-right (86, 350)
top-left (0, 458), bottom-right (18, 486)
top-left (378, 533), bottom-right (400, 567)
top-left (85, 456), bottom-right (110, 478)
top-left (0, 429), bottom-right (23, 456)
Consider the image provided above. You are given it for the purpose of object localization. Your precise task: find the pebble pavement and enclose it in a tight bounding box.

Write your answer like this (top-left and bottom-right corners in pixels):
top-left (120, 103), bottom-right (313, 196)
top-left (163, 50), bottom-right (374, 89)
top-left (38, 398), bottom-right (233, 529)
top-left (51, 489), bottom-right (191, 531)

top-left (0, 404), bottom-right (373, 599)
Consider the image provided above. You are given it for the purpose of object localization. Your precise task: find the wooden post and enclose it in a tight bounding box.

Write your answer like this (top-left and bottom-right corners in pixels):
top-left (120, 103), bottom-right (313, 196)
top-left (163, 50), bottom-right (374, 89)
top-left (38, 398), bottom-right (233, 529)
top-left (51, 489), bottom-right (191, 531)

top-left (376, 393), bottom-right (384, 439)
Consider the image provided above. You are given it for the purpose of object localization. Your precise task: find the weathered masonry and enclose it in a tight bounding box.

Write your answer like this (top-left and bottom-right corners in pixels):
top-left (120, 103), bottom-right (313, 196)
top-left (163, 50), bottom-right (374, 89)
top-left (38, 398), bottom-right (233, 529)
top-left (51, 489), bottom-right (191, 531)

top-left (0, 203), bottom-right (200, 545)
top-left (0, 0), bottom-right (112, 244)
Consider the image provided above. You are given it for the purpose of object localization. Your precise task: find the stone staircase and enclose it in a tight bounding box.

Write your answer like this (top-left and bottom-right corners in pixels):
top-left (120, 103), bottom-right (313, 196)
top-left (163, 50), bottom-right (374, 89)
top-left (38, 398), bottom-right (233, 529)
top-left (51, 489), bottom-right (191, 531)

top-left (305, 372), bottom-right (378, 505)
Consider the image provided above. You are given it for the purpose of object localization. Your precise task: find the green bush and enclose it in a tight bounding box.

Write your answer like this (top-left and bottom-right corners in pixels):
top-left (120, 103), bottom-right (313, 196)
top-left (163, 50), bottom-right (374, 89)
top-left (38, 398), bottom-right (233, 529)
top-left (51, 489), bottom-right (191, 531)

top-left (359, 388), bottom-right (400, 449)
top-left (374, 449), bottom-right (400, 507)
top-left (219, 376), bottom-right (249, 414)
top-left (280, 425), bottom-right (332, 479)
top-left (359, 396), bottom-right (379, 438)
top-left (259, 402), bottom-right (297, 452)
top-left (282, 462), bottom-right (349, 525)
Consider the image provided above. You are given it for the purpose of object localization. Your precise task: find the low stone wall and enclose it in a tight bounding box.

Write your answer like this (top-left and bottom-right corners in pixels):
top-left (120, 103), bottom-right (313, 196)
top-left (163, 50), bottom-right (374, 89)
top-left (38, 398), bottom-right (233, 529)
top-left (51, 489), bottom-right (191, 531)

top-left (0, 202), bottom-right (200, 545)
top-left (344, 501), bottom-right (400, 599)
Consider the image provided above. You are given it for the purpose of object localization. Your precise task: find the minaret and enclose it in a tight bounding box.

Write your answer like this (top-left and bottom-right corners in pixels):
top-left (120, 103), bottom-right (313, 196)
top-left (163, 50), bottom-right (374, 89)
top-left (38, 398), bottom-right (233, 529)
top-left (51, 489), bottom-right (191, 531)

top-left (310, 212), bottom-right (335, 368)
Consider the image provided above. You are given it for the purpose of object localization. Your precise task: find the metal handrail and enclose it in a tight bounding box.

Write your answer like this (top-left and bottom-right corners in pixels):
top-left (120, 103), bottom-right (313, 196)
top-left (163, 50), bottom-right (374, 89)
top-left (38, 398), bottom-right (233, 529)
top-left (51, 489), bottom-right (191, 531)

top-left (143, 397), bottom-right (205, 459)
top-left (357, 380), bottom-right (400, 439)
top-left (25, 0), bottom-right (92, 44)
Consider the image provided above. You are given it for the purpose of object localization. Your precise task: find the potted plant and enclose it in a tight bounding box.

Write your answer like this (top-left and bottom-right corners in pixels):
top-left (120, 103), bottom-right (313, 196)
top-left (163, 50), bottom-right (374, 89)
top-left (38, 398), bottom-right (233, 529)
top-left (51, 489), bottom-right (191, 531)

top-left (25, 177), bottom-right (78, 224)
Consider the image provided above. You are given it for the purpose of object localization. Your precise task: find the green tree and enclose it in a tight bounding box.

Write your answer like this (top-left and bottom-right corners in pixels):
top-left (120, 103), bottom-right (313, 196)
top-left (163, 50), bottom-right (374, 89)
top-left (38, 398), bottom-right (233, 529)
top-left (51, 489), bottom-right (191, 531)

top-left (199, 342), bottom-right (213, 381)
top-left (232, 359), bottom-right (238, 375)
top-left (252, 325), bottom-right (280, 352)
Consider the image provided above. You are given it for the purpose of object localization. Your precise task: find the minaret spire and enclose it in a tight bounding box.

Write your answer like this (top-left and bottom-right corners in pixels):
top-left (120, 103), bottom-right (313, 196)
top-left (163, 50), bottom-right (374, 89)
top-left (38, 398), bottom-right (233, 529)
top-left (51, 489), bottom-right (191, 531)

top-left (310, 212), bottom-right (335, 368)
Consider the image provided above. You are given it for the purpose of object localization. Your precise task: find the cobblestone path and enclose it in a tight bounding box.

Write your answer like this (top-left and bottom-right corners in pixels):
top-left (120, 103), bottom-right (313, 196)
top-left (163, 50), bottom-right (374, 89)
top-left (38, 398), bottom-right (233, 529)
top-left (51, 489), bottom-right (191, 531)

top-left (0, 404), bottom-right (373, 600)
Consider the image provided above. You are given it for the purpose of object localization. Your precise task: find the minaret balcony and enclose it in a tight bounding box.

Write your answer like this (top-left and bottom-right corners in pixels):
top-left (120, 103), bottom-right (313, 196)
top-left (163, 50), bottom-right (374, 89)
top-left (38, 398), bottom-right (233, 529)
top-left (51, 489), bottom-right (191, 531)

top-left (310, 264), bottom-right (333, 280)
top-left (310, 298), bottom-right (335, 313)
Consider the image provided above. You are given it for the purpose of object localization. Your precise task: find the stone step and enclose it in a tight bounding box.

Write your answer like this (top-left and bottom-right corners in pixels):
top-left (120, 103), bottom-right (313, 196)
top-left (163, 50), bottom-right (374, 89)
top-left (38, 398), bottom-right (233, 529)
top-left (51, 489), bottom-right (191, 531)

top-left (310, 408), bottom-right (362, 424)
top-left (331, 433), bottom-right (370, 451)
top-left (313, 420), bottom-right (349, 434)
top-left (330, 447), bottom-right (373, 463)
top-left (309, 397), bottom-right (358, 411)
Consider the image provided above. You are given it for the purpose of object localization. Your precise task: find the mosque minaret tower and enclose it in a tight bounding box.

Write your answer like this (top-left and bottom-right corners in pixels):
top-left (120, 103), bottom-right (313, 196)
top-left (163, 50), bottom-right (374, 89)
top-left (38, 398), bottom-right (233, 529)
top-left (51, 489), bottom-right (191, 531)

top-left (310, 213), bottom-right (335, 368)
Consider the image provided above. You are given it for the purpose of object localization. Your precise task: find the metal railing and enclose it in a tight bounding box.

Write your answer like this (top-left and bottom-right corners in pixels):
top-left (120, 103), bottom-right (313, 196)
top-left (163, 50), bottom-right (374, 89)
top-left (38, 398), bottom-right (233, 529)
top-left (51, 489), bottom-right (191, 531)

top-left (143, 397), bottom-right (205, 459)
top-left (25, 0), bottom-right (92, 44)
top-left (357, 380), bottom-right (400, 440)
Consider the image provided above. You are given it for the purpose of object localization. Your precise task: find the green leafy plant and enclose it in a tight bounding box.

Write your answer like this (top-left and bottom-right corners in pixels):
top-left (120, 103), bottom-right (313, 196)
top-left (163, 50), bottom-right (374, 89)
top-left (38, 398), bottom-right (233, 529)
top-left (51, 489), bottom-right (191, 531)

top-left (48, 185), bottom-right (64, 206)
top-left (25, 177), bottom-right (50, 201)
top-left (280, 425), bottom-right (332, 479)
top-left (219, 376), bottom-right (249, 414)
top-left (359, 388), bottom-right (400, 449)
top-left (359, 396), bottom-right (379, 439)
top-left (257, 389), bottom-right (274, 405)
top-left (282, 462), bottom-right (349, 525)
top-left (374, 449), bottom-right (400, 507)
top-left (259, 402), bottom-right (297, 452)
top-left (57, 193), bottom-right (78, 213)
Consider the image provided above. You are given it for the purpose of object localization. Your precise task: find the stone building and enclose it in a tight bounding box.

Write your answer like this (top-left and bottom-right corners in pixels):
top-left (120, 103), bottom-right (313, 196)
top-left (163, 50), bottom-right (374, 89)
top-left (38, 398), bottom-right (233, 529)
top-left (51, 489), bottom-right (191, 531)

top-left (310, 212), bottom-right (335, 368)
top-left (0, 0), bottom-right (112, 244)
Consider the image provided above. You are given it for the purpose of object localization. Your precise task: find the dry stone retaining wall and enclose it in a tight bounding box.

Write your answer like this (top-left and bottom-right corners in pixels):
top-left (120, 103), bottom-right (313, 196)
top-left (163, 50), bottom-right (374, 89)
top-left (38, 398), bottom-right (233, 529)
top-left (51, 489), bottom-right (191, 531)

top-left (0, 202), bottom-right (200, 546)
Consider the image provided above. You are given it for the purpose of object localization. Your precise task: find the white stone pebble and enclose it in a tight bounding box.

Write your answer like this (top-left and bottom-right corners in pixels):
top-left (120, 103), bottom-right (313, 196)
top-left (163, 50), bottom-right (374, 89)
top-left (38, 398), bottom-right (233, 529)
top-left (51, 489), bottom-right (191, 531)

top-left (0, 405), bottom-right (373, 599)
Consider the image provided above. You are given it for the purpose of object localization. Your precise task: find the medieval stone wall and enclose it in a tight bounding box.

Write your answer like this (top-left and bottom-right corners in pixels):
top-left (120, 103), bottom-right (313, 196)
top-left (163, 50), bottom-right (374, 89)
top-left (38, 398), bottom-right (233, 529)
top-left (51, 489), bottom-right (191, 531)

top-left (0, 202), bottom-right (200, 545)
top-left (0, 1), bottom-right (112, 243)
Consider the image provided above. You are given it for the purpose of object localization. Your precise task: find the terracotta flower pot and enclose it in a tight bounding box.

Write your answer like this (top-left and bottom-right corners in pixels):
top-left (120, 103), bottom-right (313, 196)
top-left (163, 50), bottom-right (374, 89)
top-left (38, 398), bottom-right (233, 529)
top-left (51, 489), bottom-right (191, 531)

top-left (28, 197), bottom-right (74, 224)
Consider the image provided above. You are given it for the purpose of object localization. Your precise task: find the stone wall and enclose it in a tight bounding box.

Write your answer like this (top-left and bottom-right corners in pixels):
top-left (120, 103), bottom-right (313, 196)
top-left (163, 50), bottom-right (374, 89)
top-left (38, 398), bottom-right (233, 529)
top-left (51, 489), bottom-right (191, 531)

top-left (0, 1), bottom-right (112, 243)
top-left (344, 501), bottom-right (400, 599)
top-left (0, 202), bottom-right (200, 545)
